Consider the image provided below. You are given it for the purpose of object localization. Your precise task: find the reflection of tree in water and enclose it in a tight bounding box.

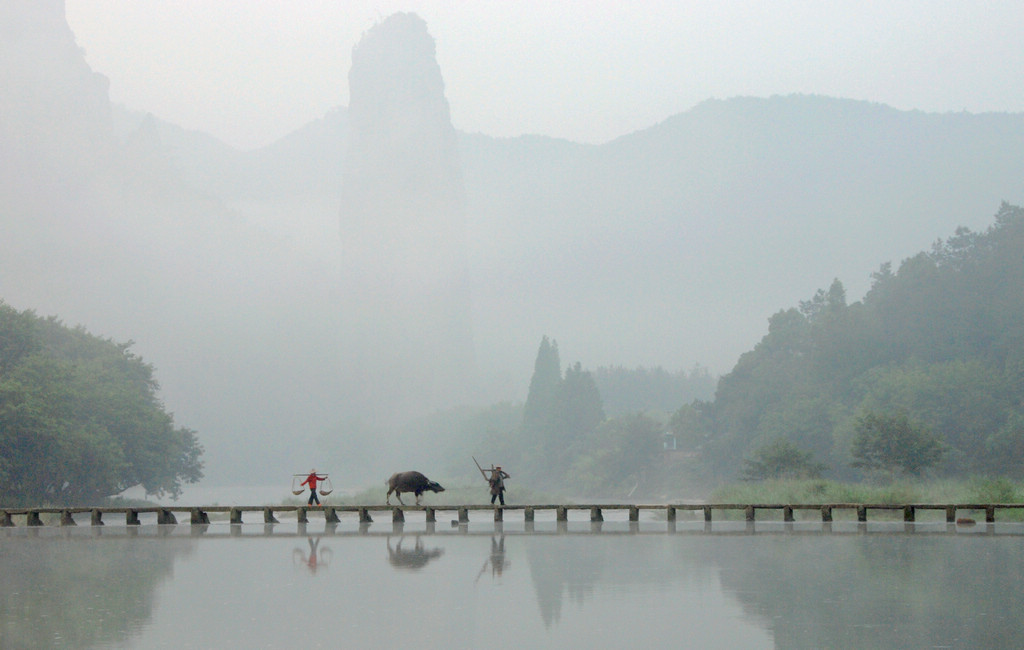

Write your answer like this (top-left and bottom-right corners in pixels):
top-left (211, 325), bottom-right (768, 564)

top-left (526, 535), bottom-right (718, 628)
top-left (0, 534), bottom-right (195, 648)
top-left (706, 534), bottom-right (1024, 648)
top-left (526, 536), bottom-right (607, 627)
top-left (386, 535), bottom-right (444, 570)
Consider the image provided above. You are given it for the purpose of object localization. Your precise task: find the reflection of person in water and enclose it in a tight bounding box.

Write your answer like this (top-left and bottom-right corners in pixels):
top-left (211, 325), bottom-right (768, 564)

top-left (293, 536), bottom-right (331, 575)
top-left (306, 537), bottom-right (321, 573)
top-left (476, 534), bottom-right (510, 581)
top-left (386, 535), bottom-right (444, 571)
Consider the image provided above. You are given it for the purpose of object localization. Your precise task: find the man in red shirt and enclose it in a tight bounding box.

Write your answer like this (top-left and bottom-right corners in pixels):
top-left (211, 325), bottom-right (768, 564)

top-left (301, 469), bottom-right (327, 506)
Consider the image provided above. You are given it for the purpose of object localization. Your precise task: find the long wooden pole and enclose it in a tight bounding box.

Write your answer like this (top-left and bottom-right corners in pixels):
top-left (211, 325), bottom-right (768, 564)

top-left (472, 456), bottom-right (490, 482)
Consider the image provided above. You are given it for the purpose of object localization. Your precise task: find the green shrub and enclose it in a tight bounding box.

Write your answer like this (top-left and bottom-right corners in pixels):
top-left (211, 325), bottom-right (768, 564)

top-left (969, 477), bottom-right (1019, 503)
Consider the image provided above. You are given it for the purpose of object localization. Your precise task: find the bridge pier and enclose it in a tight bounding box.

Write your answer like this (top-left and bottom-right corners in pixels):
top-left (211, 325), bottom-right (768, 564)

top-left (191, 508), bottom-right (209, 525)
top-left (264, 508), bottom-right (279, 524)
top-left (458, 507), bottom-right (469, 523)
top-left (524, 507), bottom-right (535, 522)
top-left (494, 507), bottom-right (503, 522)
top-left (821, 506), bottom-right (832, 522)
top-left (903, 506), bottom-right (915, 522)
top-left (230, 508), bottom-right (243, 525)
top-left (556, 507), bottom-right (568, 522)
top-left (629, 506), bottom-right (639, 522)
top-left (60, 510), bottom-right (76, 526)
top-left (590, 507), bottom-right (603, 522)
top-left (158, 509), bottom-right (177, 525)
top-left (392, 508), bottom-right (404, 523)
top-left (425, 507), bottom-right (436, 523)
top-left (325, 507), bottom-right (340, 524)
top-left (783, 506), bottom-right (794, 523)
top-left (126, 510), bottom-right (140, 526)
top-left (91, 509), bottom-right (104, 525)
top-left (358, 508), bottom-right (373, 523)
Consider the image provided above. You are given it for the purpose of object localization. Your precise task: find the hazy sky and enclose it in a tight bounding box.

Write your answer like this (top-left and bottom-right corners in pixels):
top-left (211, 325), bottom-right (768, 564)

top-left (66, 1), bottom-right (1024, 151)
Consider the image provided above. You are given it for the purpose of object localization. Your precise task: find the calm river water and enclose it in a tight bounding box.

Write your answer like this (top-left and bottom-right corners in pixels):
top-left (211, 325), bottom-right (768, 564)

top-left (2, 512), bottom-right (1024, 649)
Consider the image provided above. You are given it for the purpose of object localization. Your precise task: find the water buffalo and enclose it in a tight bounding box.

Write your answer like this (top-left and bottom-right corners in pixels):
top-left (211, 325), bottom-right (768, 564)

top-left (386, 471), bottom-right (445, 505)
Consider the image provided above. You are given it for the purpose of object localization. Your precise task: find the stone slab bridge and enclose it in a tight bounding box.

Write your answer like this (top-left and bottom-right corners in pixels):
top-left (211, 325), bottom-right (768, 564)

top-left (3, 503), bottom-right (1024, 527)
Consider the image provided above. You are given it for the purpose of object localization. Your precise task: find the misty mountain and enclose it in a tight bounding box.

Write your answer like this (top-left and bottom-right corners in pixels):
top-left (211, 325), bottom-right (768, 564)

top-left (459, 96), bottom-right (1024, 374)
top-left (2, 2), bottom-right (356, 484)
top-left (148, 92), bottom-right (1024, 376)
top-left (113, 104), bottom-right (348, 201)
top-left (338, 12), bottom-right (475, 421)
top-left (5, 2), bottom-right (1024, 487)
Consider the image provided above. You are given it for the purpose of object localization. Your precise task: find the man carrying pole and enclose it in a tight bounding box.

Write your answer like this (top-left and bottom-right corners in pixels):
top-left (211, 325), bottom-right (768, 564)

top-left (474, 457), bottom-right (510, 506)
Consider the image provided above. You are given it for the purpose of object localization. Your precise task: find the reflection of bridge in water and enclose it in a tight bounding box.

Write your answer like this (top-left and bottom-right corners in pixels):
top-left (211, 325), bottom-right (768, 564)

top-left (4, 502), bottom-right (1024, 530)
top-left (4, 520), bottom-right (1024, 539)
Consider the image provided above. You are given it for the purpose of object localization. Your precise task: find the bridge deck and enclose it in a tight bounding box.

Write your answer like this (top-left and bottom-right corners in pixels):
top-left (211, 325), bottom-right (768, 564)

top-left (2, 502), bottom-right (1022, 526)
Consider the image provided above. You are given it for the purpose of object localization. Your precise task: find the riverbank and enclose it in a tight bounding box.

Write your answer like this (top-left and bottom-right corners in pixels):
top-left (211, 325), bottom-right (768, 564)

top-left (712, 477), bottom-right (1023, 510)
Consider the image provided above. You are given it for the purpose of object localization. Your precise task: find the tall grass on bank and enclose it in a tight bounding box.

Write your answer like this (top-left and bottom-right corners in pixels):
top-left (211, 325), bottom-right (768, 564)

top-left (711, 477), bottom-right (1023, 505)
top-left (708, 478), bottom-right (1024, 521)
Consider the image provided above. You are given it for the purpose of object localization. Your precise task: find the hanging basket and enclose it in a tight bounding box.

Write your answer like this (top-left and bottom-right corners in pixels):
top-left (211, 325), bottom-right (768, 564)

top-left (291, 473), bottom-right (331, 495)
top-left (318, 476), bottom-right (334, 496)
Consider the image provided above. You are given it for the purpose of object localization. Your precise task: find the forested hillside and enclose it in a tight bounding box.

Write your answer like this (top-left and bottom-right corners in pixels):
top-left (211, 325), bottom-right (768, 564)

top-left (0, 303), bottom-right (203, 505)
top-left (676, 203), bottom-right (1024, 481)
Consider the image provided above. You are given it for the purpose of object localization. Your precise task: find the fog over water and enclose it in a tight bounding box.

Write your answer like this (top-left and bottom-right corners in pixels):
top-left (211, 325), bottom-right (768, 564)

top-left (4, 3), bottom-right (1024, 488)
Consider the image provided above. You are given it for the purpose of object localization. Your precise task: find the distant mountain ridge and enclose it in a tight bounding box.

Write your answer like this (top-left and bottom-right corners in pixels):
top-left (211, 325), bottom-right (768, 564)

top-left (124, 93), bottom-right (1024, 377)
top-left (113, 105), bottom-right (348, 200)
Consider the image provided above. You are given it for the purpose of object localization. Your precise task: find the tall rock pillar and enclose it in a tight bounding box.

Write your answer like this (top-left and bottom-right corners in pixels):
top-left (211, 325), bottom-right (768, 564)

top-left (339, 13), bottom-right (475, 419)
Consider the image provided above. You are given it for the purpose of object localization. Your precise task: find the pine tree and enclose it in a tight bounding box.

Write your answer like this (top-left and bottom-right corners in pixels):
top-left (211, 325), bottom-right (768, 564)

top-left (522, 336), bottom-right (561, 433)
top-left (518, 339), bottom-right (608, 484)
top-left (554, 362), bottom-right (605, 440)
